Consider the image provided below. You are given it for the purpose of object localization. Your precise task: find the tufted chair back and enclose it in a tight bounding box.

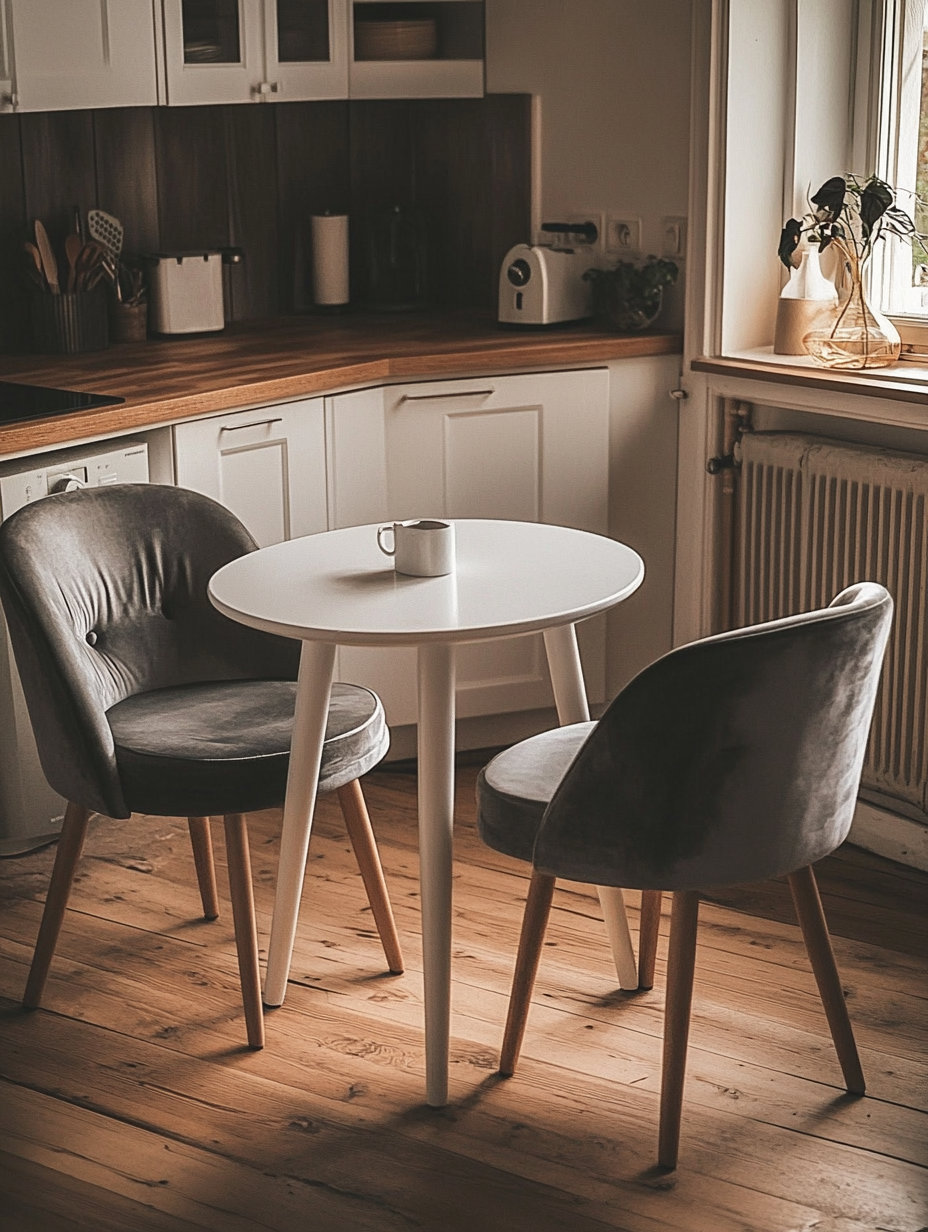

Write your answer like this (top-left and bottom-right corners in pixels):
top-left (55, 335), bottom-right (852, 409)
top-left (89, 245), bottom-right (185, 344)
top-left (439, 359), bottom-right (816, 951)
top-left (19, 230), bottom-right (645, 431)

top-left (0, 484), bottom-right (299, 819)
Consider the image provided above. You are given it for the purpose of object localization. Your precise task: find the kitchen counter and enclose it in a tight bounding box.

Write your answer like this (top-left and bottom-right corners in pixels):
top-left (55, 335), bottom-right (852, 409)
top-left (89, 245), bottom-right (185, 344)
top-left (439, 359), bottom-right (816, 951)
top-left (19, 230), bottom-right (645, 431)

top-left (0, 312), bottom-right (681, 458)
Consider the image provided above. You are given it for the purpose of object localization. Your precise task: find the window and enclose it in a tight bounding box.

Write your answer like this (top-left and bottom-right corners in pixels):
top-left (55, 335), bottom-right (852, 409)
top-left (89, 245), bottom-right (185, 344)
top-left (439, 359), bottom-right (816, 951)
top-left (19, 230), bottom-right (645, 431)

top-left (870, 0), bottom-right (928, 326)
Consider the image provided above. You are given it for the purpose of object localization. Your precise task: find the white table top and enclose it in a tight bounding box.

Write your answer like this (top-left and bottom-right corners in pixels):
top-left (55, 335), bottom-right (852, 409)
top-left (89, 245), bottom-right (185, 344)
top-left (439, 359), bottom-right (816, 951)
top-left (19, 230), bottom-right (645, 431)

top-left (209, 520), bottom-right (645, 646)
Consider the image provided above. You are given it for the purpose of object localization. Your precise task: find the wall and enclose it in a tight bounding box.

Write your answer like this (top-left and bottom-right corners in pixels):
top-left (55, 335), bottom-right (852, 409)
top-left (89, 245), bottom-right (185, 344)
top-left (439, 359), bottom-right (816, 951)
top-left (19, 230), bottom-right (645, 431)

top-left (486, 0), bottom-right (692, 329)
top-left (0, 95), bottom-right (531, 354)
top-left (486, 0), bottom-right (690, 691)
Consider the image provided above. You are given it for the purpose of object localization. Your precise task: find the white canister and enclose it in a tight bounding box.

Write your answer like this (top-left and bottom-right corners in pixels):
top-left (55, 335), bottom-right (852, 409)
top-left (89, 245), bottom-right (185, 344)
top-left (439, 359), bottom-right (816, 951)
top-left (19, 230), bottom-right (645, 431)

top-left (774, 247), bottom-right (838, 355)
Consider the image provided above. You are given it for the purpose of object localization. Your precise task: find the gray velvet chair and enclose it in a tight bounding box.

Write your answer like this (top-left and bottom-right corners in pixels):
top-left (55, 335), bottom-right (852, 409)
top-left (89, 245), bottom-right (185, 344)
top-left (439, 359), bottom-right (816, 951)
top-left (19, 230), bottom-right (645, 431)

top-left (0, 483), bottom-right (404, 1050)
top-left (476, 582), bottom-right (892, 1168)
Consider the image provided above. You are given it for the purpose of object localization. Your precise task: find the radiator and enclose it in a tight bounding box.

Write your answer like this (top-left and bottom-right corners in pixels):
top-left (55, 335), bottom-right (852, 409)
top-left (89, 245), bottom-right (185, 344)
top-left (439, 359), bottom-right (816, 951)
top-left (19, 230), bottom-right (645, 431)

top-left (735, 431), bottom-right (928, 823)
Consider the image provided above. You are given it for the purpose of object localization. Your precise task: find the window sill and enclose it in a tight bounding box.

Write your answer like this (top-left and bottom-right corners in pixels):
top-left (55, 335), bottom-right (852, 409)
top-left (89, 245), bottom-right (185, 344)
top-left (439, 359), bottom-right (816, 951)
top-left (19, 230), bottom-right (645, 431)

top-left (691, 346), bottom-right (928, 406)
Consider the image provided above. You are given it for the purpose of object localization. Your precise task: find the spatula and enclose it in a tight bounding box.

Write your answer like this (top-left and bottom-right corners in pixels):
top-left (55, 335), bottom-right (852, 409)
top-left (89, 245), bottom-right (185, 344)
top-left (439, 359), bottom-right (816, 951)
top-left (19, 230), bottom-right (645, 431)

top-left (34, 220), bottom-right (59, 294)
top-left (87, 209), bottom-right (124, 260)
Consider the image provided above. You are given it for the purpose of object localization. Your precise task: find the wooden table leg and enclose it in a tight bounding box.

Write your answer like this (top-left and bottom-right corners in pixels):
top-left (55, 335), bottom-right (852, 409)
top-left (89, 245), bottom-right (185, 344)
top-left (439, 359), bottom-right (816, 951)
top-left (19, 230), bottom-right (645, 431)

top-left (263, 640), bottom-right (336, 1008)
top-left (542, 623), bottom-right (637, 989)
top-left (417, 640), bottom-right (456, 1108)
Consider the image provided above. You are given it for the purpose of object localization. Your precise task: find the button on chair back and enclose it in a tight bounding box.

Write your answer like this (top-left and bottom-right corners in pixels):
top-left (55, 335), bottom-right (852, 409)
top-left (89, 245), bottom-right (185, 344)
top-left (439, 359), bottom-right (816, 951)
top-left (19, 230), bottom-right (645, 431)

top-left (0, 484), bottom-right (403, 1049)
top-left (478, 582), bottom-right (892, 1168)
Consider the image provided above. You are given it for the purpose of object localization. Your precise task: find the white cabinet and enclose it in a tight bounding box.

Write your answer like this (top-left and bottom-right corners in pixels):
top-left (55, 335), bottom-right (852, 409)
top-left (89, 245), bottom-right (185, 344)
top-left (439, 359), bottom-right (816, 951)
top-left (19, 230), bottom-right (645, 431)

top-left (327, 369), bottom-right (609, 724)
top-left (2, 0), bottom-right (159, 112)
top-left (173, 398), bottom-right (327, 547)
top-left (349, 0), bottom-right (484, 99)
top-left (162, 0), bottom-right (348, 106)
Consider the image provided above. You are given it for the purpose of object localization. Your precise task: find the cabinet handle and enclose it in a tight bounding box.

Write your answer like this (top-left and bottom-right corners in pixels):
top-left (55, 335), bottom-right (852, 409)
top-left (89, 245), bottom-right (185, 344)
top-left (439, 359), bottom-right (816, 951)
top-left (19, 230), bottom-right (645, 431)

top-left (220, 417), bottom-right (283, 433)
top-left (400, 389), bottom-right (495, 403)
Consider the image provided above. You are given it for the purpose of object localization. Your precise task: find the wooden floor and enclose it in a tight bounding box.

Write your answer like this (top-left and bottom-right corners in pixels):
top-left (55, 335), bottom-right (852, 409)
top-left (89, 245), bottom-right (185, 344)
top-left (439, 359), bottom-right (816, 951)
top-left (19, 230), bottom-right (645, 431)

top-left (1, 761), bottom-right (926, 1232)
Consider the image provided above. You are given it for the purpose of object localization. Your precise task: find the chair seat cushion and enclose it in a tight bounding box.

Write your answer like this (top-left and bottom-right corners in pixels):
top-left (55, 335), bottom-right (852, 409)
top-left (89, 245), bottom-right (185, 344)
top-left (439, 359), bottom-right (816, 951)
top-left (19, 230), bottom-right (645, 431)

top-left (107, 680), bottom-right (389, 818)
top-left (476, 722), bottom-right (595, 862)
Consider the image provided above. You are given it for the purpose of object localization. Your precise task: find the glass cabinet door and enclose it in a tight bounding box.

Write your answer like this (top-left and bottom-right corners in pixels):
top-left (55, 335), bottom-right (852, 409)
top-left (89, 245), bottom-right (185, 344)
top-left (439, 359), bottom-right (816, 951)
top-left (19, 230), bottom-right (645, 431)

top-left (264, 0), bottom-right (349, 100)
top-left (163, 0), bottom-right (265, 105)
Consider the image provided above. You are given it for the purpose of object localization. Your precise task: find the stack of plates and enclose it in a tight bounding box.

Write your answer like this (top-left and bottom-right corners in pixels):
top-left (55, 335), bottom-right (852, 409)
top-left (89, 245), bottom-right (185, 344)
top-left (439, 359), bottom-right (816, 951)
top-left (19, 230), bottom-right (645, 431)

top-left (354, 18), bottom-right (438, 60)
top-left (184, 39), bottom-right (225, 63)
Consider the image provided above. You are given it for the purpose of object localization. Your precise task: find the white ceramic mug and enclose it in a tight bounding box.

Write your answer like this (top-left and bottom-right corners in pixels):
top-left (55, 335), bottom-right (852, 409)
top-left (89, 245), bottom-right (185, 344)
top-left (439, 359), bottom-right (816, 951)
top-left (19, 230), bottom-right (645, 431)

top-left (377, 519), bottom-right (455, 577)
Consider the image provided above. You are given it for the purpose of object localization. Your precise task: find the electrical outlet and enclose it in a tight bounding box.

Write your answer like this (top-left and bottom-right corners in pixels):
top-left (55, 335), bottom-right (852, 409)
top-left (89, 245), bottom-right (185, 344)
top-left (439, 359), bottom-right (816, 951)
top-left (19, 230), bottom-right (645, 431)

top-left (606, 215), bottom-right (642, 255)
top-left (661, 216), bottom-right (687, 259)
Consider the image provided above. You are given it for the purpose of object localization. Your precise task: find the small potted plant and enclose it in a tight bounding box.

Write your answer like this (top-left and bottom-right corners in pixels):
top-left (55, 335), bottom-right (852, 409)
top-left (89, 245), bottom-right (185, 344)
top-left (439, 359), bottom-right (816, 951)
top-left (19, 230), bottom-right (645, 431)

top-left (584, 256), bottom-right (678, 332)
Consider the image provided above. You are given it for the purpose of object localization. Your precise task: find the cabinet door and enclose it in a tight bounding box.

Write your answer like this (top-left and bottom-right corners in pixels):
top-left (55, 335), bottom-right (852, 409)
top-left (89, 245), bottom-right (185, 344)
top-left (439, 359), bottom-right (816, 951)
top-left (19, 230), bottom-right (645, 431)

top-left (173, 399), bottom-right (327, 546)
top-left (328, 370), bottom-right (609, 725)
top-left (8, 0), bottom-right (158, 111)
top-left (265, 0), bottom-right (348, 101)
top-left (0, 4), bottom-right (14, 112)
top-left (163, 0), bottom-right (264, 105)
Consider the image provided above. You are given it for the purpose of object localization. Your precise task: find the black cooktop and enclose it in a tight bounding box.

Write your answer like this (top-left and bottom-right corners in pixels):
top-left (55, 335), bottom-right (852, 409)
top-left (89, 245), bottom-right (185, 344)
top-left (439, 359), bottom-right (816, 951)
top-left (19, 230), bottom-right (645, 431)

top-left (0, 381), bottom-right (125, 426)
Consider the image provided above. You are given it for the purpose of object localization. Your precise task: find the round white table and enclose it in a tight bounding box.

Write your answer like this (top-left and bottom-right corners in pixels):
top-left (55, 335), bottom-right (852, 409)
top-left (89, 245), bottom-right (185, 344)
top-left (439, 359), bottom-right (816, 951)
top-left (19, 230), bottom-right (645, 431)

top-left (209, 519), bottom-right (644, 1105)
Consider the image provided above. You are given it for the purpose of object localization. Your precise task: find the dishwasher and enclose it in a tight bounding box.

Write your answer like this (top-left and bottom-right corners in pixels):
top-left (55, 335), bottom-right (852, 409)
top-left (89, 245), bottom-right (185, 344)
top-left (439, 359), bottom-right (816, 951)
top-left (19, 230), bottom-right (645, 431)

top-left (0, 439), bottom-right (149, 855)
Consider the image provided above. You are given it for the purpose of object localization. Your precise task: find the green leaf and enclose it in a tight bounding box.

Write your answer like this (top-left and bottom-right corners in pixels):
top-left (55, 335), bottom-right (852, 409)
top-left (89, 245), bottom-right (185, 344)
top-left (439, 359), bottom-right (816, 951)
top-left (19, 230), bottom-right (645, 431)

top-left (778, 219), bottom-right (803, 267)
top-left (859, 179), bottom-right (893, 238)
top-left (810, 177), bottom-right (846, 222)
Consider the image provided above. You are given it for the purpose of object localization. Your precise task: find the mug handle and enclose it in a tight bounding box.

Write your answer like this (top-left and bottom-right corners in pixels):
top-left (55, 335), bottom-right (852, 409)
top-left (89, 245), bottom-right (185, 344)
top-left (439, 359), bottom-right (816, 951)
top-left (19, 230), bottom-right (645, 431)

top-left (376, 524), bottom-right (395, 556)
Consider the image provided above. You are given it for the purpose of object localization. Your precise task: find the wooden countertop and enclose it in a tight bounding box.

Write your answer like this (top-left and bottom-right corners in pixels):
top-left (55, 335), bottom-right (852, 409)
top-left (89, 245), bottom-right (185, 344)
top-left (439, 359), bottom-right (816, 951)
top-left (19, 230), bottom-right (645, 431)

top-left (0, 312), bottom-right (681, 458)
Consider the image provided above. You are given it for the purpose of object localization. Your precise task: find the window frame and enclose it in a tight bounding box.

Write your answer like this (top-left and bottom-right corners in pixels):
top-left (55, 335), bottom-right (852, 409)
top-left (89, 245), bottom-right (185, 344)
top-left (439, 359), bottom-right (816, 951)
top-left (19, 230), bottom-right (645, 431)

top-left (863, 0), bottom-right (928, 347)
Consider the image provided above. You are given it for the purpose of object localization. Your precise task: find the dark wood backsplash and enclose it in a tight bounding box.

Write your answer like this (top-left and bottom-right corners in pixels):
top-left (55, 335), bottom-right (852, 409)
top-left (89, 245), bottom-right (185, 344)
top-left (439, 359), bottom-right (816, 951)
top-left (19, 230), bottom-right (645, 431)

top-left (0, 95), bottom-right (531, 354)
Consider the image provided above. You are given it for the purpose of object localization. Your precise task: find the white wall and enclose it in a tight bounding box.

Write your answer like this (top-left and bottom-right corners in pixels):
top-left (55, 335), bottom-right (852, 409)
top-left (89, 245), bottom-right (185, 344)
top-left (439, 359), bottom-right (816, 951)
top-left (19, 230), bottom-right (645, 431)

top-left (486, 2), bottom-right (688, 696)
top-left (486, 0), bottom-right (693, 328)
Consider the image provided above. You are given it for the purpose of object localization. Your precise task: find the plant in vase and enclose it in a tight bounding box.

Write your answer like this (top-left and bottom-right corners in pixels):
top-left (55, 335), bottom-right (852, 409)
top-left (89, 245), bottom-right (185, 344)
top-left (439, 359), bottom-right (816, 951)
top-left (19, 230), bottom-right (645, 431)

top-left (778, 175), bottom-right (926, 369)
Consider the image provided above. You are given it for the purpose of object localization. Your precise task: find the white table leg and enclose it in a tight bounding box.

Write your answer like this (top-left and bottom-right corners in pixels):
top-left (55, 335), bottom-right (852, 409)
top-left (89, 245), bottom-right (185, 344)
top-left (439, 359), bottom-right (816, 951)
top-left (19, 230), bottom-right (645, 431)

top-left (543, 624), bottom-right (638, 991)
top-left (417, 641), bottom-right (456, 1107)
top-left (263, 640), bottom-right (336, 1008)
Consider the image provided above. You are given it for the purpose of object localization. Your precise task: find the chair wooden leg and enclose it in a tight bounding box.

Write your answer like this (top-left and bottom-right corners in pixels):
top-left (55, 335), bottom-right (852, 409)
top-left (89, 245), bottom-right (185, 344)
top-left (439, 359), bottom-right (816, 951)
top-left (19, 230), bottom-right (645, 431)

top-left (658, 890), bottom-right (700, 1170)
top-left (638, 890), bottom-right (663, 991)
top-left (499, 871), bottom-right (556, 1077)
top-left (187, 816), bottom-right (220, 920)
top-left (336, 779), bottom-right (404, 974)
top-left (23, 802), bottom-right (90, 1010)
top-left (789, 864), bottom-right (865, 1094)
top-left (223, 814), bottom-right (264, 1050)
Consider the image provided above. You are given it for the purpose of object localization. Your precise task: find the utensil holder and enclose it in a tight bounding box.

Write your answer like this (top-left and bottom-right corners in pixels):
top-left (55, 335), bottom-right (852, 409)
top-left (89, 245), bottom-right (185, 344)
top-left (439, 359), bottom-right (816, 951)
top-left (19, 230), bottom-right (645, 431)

top-left (29, 290), bottom-right (109, 354)
top-left (111, 301), bottom-right (148, 343)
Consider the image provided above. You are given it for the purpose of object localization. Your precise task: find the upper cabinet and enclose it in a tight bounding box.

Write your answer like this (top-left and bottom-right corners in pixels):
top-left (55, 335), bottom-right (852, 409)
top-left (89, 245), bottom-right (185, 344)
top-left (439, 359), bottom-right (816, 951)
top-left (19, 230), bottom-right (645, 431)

top-left (349, 0), bottom-right (484, 100)
top-left (162, 0), bottom-right (349, 105)
top-left (0, 0), bottom-right (159, 112)
top-left (0, 0), bottom-right (485, 112)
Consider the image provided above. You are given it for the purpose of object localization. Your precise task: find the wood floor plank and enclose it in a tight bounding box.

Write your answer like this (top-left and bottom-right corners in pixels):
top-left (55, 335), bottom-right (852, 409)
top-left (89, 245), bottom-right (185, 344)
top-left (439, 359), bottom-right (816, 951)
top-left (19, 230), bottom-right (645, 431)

top-left (0, 1149), bottom-right (207, 1232)
top-left (1, 765), bottom-right (926, 1232)
top-left (2, 1005), bottom-right (923, 1232)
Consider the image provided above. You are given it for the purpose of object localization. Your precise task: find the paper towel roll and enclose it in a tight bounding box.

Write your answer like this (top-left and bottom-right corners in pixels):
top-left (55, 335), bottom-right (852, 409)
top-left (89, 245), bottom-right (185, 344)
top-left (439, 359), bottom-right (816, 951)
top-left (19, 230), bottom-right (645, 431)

top-left (311, 213), bottom-right (349, 306)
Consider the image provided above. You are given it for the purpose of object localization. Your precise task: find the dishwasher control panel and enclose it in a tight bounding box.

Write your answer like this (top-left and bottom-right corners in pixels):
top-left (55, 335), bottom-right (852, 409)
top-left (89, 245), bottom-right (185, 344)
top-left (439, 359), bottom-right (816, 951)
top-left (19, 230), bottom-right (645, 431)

top-left (0, 440), bottom-right (149, 521)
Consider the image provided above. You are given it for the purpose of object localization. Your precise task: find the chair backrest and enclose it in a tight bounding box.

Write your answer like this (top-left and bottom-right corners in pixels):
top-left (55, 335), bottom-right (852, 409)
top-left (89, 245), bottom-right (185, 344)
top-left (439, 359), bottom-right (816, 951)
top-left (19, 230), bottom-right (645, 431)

top-left (0, 484), bottom-right (299, 819)
top-left (534, 583), bottom-right (893, 890)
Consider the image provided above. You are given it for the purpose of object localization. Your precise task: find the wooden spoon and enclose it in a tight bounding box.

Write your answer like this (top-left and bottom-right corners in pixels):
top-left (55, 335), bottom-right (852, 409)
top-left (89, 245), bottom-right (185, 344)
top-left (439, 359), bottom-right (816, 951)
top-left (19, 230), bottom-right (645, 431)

top-left (23, 241), bottom-right (44, 280)
top-left (65, 232), bottom-right (83, 294)
top-left (34, 220), bottom-right (59, 294)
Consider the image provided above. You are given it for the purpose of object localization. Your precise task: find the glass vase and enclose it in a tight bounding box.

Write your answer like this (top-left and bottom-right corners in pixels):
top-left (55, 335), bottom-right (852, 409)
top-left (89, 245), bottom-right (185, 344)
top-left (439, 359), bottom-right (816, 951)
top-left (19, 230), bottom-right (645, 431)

top-left (803, 274), bottom-right (900, 370)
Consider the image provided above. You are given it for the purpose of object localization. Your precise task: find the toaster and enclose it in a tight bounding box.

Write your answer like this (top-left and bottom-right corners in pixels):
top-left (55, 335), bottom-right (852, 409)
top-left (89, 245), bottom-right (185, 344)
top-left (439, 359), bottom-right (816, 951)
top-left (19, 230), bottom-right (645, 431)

top-left (148, 250), bottom-right (228, 334)
top-left (498, 243), bottom-right (594, 325)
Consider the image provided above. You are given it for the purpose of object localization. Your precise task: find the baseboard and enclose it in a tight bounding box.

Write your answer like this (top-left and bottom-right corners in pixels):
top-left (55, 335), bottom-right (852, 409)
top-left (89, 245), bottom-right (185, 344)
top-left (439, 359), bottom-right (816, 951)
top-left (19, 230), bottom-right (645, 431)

top-left (849, 799), bottom-right (928, 871)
